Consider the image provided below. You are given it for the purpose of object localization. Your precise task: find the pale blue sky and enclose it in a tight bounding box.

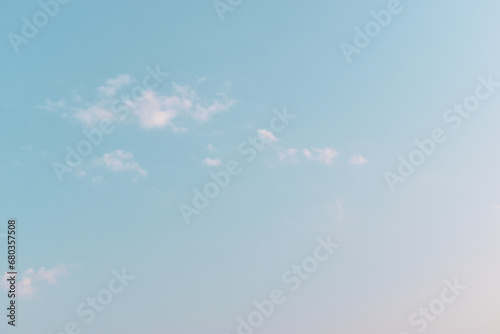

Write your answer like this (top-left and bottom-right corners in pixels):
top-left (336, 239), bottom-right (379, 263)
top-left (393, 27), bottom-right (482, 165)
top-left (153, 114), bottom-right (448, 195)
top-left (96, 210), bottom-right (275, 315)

top-left (1, 0), bottom-right (500, 333)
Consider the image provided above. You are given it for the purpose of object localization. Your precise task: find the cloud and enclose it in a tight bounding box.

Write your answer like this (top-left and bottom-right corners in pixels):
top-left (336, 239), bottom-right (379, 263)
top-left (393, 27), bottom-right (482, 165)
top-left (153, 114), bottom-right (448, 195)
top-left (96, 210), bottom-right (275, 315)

top-left (98, 74), bottom-right (132, 96)
top-left (125, 90), bottom-right (188, 129)
top-left (1, 264), bottom-right (73, 298)
top-left (40, 74), bottom-right (235, 130)
top-left (73, 104), bottom-right (116, 127)
top-left (257, 129), bottom-right (278, 144)
top-left (202, 158), bottom-right (222, 167)
top-left (278, 147), bottom-right (339, 165)
top-left (207, 144), bottom-right (216, 152)
top-left (96, 150), bottom-right (147, 177)
top-left (190, 97), bottom-right (235, 121)
top-left (37, 99), bottom-right (66, 113)
top-left (279, 148), bottom-right (299, 164)
top-left (36, 265), bottom-right (71, 284)
top-left (303, 147), bottom-right (338, 165)
top-left (349, 154), bottom-right (368, 165)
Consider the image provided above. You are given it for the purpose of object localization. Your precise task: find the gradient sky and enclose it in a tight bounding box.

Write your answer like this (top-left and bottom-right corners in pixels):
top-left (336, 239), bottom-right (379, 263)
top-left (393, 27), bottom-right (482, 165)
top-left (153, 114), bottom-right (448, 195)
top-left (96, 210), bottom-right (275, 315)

top-left (1, 0), bottom-right (500, 333)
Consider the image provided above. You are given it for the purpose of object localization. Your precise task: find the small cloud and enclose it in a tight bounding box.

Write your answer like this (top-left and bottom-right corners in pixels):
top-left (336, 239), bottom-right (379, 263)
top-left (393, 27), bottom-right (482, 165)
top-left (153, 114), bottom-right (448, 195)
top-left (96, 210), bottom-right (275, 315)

top-left (37, 264), bottom-right (71, 284)
top-left (257, 129), bottom-right (278, 144)
top-left (98, 74), bottom-right (132, 96)
top-left (96, 150), bottom-right (147, 177)
top-left (1, 264), bottom-right (74, 298)
top-left (37, 99), bottom-right (66, 113)
top-left (279, 148), bottom-right (299, 164)
top-left (202, 158), bottom-right (222, 167)
top-left (303, 147), bottom-right (338, 165)
top-left (349, 154), bottom-right (368, 165)
top-left (73, 104), bottom-right (116, 127)
top-left (189, 95), bottom-right (235, 121)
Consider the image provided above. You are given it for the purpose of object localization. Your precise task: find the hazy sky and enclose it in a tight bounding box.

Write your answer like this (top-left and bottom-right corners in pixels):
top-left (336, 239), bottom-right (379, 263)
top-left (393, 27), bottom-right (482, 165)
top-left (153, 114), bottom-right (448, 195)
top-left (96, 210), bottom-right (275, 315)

top-left (1, 0), bottom-right (500, 333)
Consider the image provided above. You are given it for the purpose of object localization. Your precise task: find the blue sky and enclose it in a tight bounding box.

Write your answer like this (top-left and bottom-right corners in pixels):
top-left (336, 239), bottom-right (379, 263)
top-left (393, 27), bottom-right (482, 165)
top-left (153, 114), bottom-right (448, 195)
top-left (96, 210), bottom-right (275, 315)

top-left (1, 0), bottom-right (500, 333)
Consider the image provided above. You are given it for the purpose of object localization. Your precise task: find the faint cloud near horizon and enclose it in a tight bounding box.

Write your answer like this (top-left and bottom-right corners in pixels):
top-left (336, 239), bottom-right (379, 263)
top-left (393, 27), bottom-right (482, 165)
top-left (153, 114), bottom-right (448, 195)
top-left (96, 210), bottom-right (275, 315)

top-left (0, 264), bottom-right (76, 298)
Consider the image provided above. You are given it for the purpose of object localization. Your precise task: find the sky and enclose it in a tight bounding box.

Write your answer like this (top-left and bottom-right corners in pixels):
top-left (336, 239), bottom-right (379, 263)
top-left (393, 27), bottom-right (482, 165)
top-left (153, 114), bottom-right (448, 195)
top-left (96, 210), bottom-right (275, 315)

top-left (1, 0), bottom-right (500, 333)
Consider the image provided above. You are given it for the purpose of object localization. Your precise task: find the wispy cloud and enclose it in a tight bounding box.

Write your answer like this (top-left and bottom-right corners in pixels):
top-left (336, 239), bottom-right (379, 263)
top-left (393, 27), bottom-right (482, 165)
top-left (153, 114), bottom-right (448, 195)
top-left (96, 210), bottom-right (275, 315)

top-left (278, 147), bottom-right (339, 165)
top-left (1, 264), bottom-right (74, 298)
top-left (279, 148), bottom-right (299, 164)
top-left (96, 150), bottom-right (147, 177)
top-left (349, 154), bottom-right (369, 165)
top-left (303, 147), bottom-right (338, 165)
top-left (202, 157), bottom-right (222, 167)
top-left (37, 99), bottom-right (66, 113)
top-left (98, 74), bottom-right (132, 96)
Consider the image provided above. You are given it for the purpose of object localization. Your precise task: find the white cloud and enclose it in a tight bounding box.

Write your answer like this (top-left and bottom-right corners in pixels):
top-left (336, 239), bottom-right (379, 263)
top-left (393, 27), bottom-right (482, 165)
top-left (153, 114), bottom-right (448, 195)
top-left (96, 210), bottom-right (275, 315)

top-left (36, 265), bottom-right (71, 284)
top-left (202, 158), bottom-right (222, 167)
top-left (303, 147), bottom-right (338, 165)
top-left (73, 104), bottom-right (117, 127)
top-left (126, 90), bottom-right (188, 129)
top-left (257, 129), bottom-right (278, 144)
top-left (96, 150), bottom-right (147, 177)
top-left (1, 264), bottom-right (73, 298)
top-left (349, 154), bottom-right (368, 165)
top-left (278, 147), bottom-right (339, 165)
top-left (207, 144), bottom-right (216, 152)
top-left (98, 74), bottom-right (132, 96)
top-left (190, 97), bottom-right (235, 121)
top-left (41, 75), bottom-right (235, 130)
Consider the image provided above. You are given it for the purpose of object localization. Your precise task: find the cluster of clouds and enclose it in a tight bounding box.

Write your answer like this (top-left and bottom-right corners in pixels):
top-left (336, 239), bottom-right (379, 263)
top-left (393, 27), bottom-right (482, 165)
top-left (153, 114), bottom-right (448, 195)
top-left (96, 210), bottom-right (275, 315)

top-left (201, 129), bottom-right (369, 167)
top-left (40, 72), bottom-right (236, 182)
top-left (40, 73), bottom-right (369, 182)
top-left (40, 73), bottom-right (235, 131)
top-left (1, 264), bottom-right (74, 298)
